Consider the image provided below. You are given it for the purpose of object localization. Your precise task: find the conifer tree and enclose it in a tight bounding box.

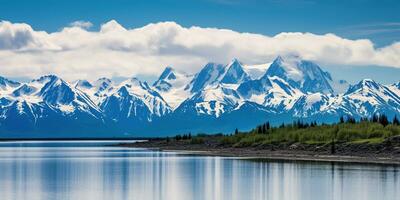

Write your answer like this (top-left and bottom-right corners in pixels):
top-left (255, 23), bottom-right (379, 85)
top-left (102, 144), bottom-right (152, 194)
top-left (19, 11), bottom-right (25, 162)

top-left (262, 124), bottom-right (266, 134)
top-left (372, 114), bottom-right (379, 123)
top-left (339, 116), bottom-right (344, 123)
top-left (393, 115), bottom-right (400, 125)
top-left (257, 126), bottom-right (262, 134)
top-left (379, 114), bottom-right (389, 127)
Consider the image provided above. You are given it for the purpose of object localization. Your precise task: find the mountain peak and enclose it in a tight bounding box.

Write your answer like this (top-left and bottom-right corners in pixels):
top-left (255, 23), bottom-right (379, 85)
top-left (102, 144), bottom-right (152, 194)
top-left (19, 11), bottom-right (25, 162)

top-left (345, 79), bottom-right (381, 94)
top-left (12, 84), bottom-right (37, 97)
top-left (33, 75), bottom-right (61, 84)
top-left (221, 58), bottom-right (250, 84)
top-left (0, 76), bottom-right (20, 89)
top-left (159, 66), bottom-right (176, 81)
top-left (264, 55), bottom-right (334, 94)
top-left (75, 80), bottom-right (93, 89)
top-left (188, 62), bottom-right (225, 93)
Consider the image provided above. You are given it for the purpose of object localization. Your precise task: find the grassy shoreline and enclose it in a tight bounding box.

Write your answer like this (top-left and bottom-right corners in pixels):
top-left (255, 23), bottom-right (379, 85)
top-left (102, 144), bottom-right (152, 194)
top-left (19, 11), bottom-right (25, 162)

top-left (118, 137), bottom-right (400, 165)
top-left (119, 120), bottom-right (400, 165)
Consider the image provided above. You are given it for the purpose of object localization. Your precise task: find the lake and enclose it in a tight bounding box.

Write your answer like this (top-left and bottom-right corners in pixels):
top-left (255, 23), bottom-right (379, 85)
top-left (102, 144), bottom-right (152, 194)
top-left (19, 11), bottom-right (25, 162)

top-left (0, 140), bottom-right (399, 200)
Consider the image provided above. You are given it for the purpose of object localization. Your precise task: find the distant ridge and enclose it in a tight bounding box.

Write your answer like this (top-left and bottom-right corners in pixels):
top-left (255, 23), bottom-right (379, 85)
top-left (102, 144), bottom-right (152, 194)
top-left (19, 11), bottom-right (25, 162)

top-left (0, 55), bottom-right (399, 138)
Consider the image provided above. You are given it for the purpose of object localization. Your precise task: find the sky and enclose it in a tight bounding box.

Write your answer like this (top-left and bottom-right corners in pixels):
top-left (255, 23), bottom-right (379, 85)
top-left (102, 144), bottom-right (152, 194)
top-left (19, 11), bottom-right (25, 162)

top-left (0, 0), bottom-right (399, 84)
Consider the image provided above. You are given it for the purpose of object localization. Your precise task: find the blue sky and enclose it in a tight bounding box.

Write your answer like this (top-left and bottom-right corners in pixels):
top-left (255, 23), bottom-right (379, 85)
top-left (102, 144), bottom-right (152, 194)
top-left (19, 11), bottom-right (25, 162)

top-left (2, 0), bottom-right (400, 46)
top-left (0, 0), bottom-right (399, 83)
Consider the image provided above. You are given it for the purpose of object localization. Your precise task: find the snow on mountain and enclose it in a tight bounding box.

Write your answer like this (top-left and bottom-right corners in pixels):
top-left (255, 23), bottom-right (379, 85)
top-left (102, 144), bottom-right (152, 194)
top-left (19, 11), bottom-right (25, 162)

top-left (291, 93), bottom-right (334, 117)
top-left (153, 66), bottom-right (193, 109)
top-left (264, 55), bottom-right (334, 94)
top-left (175, 84), bottom-right (242, 117)
top-left (220, 59), bottom-right (251, 84)
top-left (0, 75), bottom-right (106, 135)
top-left (1, 57), bottom-right (400, 136)
top-left (262, 77), bottom-right (304, 112)
top-left (388, 81), bottom-right (400, 96)
top-left (243, 62), bottom-right (271, 79)
top-left (100, 78), bottom-right (171, 122)
top-left (237, 75), bottom-right (303, 112)
top-left (74, 78), bottom-right (115, 104)
top-left (186, 59), bottom-right (251, 92)
top-left (341, 79), bottom-right (400, 116)
top-left (0, 76), bottom-right (20, 96)
top-left (186, 62), bottom-right (226, 93)
top-left (291, 79), bottom-right (400, 118)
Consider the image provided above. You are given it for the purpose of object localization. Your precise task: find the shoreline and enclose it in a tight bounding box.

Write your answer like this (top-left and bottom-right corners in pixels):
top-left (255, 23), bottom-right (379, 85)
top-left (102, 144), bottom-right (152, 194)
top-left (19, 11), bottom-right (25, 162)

top-left (118, 140), bottom-right (400, 165)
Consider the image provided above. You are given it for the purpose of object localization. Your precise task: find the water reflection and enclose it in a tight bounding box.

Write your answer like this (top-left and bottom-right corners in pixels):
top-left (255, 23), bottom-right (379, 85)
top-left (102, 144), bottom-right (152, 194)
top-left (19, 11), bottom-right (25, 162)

top-left (0, 142), bottom-right (399, 200)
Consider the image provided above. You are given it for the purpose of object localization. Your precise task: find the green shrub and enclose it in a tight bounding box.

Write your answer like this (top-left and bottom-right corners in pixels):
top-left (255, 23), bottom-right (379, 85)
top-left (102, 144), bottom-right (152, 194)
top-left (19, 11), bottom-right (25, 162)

top-left (190, 137), bottom-right (205, 144)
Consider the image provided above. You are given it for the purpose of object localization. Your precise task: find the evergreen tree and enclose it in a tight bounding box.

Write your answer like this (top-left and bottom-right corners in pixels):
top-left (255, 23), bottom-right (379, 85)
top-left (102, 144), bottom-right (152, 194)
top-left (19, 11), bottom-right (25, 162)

top-left (257, 126), bottom-right (262, 134)
top-left (175, 135), bottom-right (182, 141)
top-left (266, 122), bottom-right (270, 130)
top-left (234, 128), bottom-right (239, 135)
top-left (346, 116), bottom-right (356, 124)
top-left (262, 124), bottom-right (266, 134)
top-left (339, 116), bottom-right (344, 123)
top-left (379, 114), bottom-right (389, 127)
top-left (393, 115), bottom-right (400, 125)
top-left (372, 114), bottom-right (379, 123)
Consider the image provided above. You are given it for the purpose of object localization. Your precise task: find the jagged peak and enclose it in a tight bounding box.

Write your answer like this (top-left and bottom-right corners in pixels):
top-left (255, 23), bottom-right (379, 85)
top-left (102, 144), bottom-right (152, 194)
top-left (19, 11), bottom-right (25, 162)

top-left (12, 84), bottom-right (37, 97)
top-left (189, 62), bottom-right (225, 93)
top-left (357, 78), bottom-right (380, 88)
top-left (345, 79), bottom-right (382, 95)
top-left (220, 58), bottom-right (251, 84)
top-left (32, 75), bottom-right (63, 85)
top-left (75, 79), bottom-right (93, 89)
top-left (263, 55), bottom-right (334, 94)
top-left (0, 76), bottom-right (20, 87)
top-left (228, 58), bottom-right (241, 66)
top-left (153, 66), bottom-right (177, 87)
top-left (96, 77), bottom-right (112, 83)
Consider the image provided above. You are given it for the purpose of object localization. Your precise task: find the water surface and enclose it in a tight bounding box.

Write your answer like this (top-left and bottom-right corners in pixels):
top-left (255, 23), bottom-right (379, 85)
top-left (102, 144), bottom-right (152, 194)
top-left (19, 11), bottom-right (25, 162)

top-left (0, 141), bottom-right (399, 200)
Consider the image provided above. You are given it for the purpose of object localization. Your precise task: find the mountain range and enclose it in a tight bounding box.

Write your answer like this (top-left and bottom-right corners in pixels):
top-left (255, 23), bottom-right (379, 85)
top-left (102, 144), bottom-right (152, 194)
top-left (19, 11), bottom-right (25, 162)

top-left (1, 55), bottom-right (399, 138)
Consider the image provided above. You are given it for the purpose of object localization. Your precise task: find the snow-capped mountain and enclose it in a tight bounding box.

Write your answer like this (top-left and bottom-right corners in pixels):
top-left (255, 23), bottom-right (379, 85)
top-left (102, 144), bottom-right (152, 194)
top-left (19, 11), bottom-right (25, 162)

top-left (74, 77), bottom-right (115, 104)
top-left (186, 59), bottom-right (251, 93)
top-left (153, 67), bottom-right (193, 109)
top-left (101, 78), bottom-right (171, 123)
top-left (0, 76), bottom-right (21, 96)
top-left (341, 79), bottom-right (400, 117)
top-left (291, 79), bottom-right (400, 120)
top-left (175, 84), bottom-right (242, 117)
top-left (0, 75), bottom-right (106, 137)
top-left (389, 81), bottom-right (400, 95)
top-left (186, 62), bottom-right (226, 93)
top-left (264, 55), bottom-right (334, 94)
top-left (220, 59), bottom-right (251, 84)
top-left (237, 74), bottom-right (302, 113)
top-left (0, 56), bottom-right (399, 137)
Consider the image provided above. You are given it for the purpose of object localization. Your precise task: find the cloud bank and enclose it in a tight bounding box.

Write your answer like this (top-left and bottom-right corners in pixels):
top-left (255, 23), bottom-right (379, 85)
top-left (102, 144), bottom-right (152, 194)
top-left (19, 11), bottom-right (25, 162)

top-left (0, 20), bottom-right (399, 81)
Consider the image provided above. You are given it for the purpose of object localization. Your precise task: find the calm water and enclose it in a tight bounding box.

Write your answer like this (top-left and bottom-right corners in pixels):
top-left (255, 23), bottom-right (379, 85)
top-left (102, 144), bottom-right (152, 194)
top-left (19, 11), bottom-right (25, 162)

top-left (0, 141), bottom-right (399, 200)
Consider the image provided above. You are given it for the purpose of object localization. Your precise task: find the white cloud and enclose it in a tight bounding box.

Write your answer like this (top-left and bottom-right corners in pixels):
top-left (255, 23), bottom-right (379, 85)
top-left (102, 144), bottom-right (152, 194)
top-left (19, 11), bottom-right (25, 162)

top-left (0, 20), bottom-right (399, 81)
top-left (69, 20), bottom-right (93, 29)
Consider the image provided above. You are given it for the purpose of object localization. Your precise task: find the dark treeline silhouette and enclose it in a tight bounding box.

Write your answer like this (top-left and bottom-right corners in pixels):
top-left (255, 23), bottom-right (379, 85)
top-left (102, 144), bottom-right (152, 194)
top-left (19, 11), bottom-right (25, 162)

top-left (175, 133), bottom-right (192, 141)
top-left (340, 114), bottom-right (395, 127)
top-left (255, 122), bottom-right (271, 134)
top-left (247, 113), bottom-right (399, 136)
